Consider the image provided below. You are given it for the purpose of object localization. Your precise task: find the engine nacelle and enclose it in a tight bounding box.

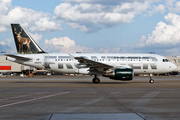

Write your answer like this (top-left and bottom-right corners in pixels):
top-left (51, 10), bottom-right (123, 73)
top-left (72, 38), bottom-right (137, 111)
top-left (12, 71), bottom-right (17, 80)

top-left (103, 68), bottom-right (134, 81)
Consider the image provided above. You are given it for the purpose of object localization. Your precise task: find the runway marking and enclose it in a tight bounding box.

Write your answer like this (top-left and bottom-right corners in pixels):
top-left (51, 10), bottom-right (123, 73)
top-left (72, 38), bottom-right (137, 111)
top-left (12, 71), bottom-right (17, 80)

top-left (0, 91), bottom-right (69, 108)
top-left (0, 92), bottom-right (49, 102)
top-left (132, 91), bottom-right (160, 106)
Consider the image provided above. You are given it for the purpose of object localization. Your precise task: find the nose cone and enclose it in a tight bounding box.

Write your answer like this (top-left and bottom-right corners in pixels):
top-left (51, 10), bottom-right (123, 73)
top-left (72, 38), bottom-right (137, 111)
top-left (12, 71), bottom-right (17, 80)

top-left (171, 63), bottom-right (177, 71)
top-left (164, 62), bottom-right (177, 73)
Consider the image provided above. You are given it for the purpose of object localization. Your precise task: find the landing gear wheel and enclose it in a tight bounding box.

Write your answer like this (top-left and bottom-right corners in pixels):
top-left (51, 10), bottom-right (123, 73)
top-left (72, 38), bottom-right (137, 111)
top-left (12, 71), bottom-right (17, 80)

top-left (149, 79), bottom-right (154, 84)
top-left (92, 78), bottom-right (100, 84)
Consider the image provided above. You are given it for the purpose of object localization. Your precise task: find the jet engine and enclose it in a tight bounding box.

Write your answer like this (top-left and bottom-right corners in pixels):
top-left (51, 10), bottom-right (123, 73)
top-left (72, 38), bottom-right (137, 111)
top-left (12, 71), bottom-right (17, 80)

top-left (103, 68), bottom-right (134, 81)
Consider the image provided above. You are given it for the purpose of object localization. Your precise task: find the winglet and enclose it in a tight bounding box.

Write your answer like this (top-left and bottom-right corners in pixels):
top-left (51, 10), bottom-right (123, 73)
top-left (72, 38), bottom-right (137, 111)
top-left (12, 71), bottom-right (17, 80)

top-left (68, 53), bottom-right (75, 59)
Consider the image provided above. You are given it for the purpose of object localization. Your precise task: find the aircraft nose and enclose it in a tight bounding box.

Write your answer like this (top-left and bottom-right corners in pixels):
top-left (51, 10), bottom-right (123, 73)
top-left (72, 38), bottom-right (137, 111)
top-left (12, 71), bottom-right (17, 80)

top-left (171, 63), bottom-right (177, 71)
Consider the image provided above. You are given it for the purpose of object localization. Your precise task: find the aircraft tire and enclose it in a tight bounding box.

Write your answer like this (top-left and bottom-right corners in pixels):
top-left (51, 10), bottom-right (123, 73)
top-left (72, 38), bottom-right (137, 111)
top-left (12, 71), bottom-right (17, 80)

top-left (149, 79), bottom-right (154, 84)
top-left (92, 78), bottom-right (100, 84)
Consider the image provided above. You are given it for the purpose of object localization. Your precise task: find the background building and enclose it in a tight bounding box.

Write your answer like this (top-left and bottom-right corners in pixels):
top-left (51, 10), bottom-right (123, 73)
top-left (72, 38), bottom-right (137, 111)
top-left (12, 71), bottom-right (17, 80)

top-left (0, 56), bottom-right (32, 73)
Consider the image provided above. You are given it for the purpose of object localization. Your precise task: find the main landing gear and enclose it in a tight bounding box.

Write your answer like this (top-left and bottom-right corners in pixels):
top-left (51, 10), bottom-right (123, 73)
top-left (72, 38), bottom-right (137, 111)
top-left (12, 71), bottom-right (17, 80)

top-left (92, 75), bottom-right (100, 84)
top-left (149, 74), bottom-right (154, 84)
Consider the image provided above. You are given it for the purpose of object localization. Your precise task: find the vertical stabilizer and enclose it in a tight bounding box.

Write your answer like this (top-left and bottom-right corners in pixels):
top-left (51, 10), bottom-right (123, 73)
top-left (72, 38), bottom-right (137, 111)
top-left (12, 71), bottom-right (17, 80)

top-left (11, 24), bottom-right (46, 54)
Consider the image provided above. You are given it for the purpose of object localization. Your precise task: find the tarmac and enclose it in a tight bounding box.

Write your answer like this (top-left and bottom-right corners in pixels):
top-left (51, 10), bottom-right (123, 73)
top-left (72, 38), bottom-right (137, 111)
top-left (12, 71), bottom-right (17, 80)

top-left (0, 75), bottom-right (180, 120)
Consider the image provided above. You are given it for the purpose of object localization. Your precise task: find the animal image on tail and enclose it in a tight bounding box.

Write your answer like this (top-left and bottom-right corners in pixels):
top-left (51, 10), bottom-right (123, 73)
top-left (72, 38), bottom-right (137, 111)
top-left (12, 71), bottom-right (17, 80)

top-left (11, 24), bottom-right (45, 54)
top-left (14, 28), bottom-right (31, 53)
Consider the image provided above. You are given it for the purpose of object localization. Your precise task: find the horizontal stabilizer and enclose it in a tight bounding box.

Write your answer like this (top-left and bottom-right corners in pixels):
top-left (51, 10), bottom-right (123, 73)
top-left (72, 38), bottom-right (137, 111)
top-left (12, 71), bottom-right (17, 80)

top-left (5, 54), bottom-right (32, 61)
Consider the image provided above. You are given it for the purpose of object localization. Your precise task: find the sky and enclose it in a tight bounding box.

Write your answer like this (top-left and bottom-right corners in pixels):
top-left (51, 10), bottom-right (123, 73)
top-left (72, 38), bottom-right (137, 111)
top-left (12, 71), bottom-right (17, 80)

top-left (0, 0), bottom-right (180, 56)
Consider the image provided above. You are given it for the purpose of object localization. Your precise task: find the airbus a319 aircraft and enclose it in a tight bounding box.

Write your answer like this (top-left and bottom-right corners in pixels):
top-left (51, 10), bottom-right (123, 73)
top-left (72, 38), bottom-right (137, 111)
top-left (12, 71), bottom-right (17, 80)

top-left (5, 24), bottom-right (177, 83)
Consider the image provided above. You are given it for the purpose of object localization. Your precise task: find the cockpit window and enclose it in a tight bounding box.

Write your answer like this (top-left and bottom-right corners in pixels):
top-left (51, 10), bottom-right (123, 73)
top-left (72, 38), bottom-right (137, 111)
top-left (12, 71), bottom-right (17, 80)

top-left (163, 59), bottom-right (169, 62)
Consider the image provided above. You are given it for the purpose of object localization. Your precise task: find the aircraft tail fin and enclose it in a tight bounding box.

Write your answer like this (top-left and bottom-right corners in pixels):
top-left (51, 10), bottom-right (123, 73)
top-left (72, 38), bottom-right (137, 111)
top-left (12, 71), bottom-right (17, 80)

top-left (11, 24), bottom-right (46, 54)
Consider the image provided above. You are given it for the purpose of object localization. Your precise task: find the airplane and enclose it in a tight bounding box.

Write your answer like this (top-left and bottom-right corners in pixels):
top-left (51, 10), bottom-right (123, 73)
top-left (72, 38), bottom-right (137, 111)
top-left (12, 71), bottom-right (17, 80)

top-left (5, 24), bottom-right (177, 84)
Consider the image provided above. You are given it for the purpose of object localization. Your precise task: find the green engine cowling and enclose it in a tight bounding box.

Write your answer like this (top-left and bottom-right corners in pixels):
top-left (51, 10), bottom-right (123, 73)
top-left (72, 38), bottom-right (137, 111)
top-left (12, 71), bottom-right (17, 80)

top-left (103, 68), bottom-right (134, 81)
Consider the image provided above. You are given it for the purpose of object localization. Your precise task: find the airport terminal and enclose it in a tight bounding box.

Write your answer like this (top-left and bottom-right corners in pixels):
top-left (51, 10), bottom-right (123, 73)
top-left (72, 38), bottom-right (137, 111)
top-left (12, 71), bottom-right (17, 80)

top-left (0, 55), bottom-right (52, 77)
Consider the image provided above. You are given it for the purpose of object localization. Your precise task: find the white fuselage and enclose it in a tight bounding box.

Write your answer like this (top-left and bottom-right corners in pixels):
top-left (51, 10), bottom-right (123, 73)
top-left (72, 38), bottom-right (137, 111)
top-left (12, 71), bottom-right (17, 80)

top-left (6, 53), bottom-right (177, 75)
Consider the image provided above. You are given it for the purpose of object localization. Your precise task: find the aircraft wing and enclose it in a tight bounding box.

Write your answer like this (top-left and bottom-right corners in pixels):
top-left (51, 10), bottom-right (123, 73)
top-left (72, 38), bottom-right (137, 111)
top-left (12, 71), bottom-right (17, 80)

top-left (74, 56), bottom-right (113, 69)
top-left (5, 54), bottom-right (32, 61)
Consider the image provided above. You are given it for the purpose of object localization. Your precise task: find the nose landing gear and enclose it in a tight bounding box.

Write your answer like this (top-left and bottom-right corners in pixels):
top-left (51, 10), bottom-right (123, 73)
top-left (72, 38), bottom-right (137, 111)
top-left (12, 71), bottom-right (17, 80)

top-left (149, 74), bottom-right (154, 83)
